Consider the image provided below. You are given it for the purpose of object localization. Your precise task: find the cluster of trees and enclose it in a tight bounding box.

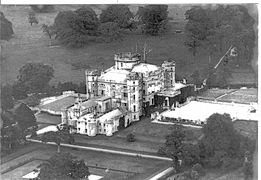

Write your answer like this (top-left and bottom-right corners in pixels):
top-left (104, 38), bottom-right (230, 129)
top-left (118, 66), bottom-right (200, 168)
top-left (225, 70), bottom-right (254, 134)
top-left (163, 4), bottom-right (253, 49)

top-left (185, 5), bottom-right (255, 66)
top-left (0, 11), bottom-right (14, 40)
top-left (1, 103), bottom-right (37, 153)
top-left (36, 153), bottom-right (90, 180)
top-left (184, 5), bottom-right (255, 87)
top-left (42, 5), bottom-right (169, 47)
top-left (159, 113), bottom-right (255, 178)
top-left (1, 62), bottom-right (87, 110)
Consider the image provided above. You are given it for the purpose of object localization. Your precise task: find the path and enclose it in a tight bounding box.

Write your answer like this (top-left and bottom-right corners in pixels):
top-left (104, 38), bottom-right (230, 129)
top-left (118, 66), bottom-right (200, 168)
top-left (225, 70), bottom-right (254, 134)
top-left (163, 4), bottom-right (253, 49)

top-left (27, 138), bottom-right (172, 161)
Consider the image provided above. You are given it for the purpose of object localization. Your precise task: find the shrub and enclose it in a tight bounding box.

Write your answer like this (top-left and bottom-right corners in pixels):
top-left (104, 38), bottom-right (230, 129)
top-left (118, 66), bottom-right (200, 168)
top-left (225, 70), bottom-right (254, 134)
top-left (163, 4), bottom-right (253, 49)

top-left (192, 163), bottom-right (205, 176)
top-left (157, 146), bottom-right (166, 155)
top-left (126, 133), bottom-right (135, 142)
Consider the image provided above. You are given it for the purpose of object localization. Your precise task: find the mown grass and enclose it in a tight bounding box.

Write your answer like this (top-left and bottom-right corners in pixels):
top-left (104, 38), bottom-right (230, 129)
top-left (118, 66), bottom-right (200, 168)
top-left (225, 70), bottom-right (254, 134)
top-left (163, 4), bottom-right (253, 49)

top-left (1, 5), bottom-right (256, 87)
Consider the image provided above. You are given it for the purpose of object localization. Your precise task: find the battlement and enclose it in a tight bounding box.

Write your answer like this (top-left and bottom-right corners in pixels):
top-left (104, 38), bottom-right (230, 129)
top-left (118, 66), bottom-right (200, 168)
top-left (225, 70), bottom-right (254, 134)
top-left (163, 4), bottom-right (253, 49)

top-left (114, 52), bottom-right (141, 62)
top-left (85, 69), bottom-right (100, 76)
top-left (162, 59), bottom-right (176, 68)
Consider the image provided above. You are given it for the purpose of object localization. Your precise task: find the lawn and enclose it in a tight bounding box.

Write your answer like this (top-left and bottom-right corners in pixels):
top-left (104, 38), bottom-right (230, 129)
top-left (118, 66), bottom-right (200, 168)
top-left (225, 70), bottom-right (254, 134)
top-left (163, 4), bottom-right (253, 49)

top-left (218, 88), bottom-right (258, 104)
top-left (198, 89), bottom-right (237, 100)
top-left (0, 144), bottom-right (170, 180)
top-left (1, 5), bottom-right (235, 86)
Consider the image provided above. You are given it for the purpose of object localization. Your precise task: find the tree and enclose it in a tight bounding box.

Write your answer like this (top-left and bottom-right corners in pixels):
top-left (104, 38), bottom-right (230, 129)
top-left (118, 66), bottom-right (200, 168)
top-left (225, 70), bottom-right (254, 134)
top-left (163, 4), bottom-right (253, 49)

top-left (126, 133), bottom-right (135, 142)
top-left (0, 11), bottom-right (14, 40)
top-left (190, 70), bottom-right (201, 87)
top-left (12, 82), bottom-right (28, 100)
top-left (200, 113), bottom-right (238, 157)
top-left (41, 127), bottom-right (74, 153)
top-left (164, 125), bottom-right (185, 171)
top-left (37, 153), bottom-right (90, 180)
top-left (139, 5), bottom-right (168, 35)
top-left (53, 8), bottom-right (99, 48)
top-left (100, 5), bottom-right (133, 30)
top-left (1, 125), bottom-right (24, 152)
top-left (42, 24), bottom-right (56, 39)
top-left (98, 22), bottom-right (122, 42)
top-left (14, 103), bottom-right (37, 132)
top-left (28, 11), bottom-right (39, 26)
top-left (1, 84), bottom-right (14, 111)
top-left (17, 63), bottom-right (54, 93)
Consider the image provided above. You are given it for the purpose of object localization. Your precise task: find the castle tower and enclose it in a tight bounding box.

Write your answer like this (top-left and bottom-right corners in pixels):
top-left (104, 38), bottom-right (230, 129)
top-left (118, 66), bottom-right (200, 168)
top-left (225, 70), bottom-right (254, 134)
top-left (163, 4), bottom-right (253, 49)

top-left (127, 72), bottom-right (142, 121)
top-left (162, 60), bottom-right (176, 88)
top-left (114, 52), bottom-right (141, 70)
top-left (85, 69), bottom-right (99, 99)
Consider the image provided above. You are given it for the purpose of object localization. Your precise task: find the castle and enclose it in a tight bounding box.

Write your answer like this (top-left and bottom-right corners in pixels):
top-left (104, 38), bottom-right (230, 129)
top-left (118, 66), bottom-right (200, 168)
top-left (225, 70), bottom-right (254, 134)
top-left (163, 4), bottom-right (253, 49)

top-left (61, 52), bottom-right (190, 136)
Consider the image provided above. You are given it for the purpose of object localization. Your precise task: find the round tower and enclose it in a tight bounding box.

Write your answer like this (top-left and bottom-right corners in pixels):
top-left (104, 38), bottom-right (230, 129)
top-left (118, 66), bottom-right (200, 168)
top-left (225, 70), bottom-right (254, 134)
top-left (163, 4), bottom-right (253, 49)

top-left (127, 72), bottom-right (142, 121)
top-left (114, 52), bottom-right (141, 70)
top-left (162, 60), bottom-right (176, 88)
top-left (85, 69), bottom-right (99, 99)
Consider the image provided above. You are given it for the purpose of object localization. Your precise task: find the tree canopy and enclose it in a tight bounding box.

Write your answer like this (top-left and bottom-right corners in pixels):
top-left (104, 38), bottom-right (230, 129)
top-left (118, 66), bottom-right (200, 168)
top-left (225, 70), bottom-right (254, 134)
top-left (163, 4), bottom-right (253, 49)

top-left (138, 5), bottom-right (169, 35)
top-left (184, 5), bottom-right (255, 65)
top-left (14, 103), bottom-right (37, 132)
top-left (1, 84), bottom-right (14, 111)
top-left (0, 11), bottom-right (14, 40)
top-left (37, 153), bottom-right (90, 180)
top-left (17, 63), bottom-right (54, 93)
top-left (100, 5), bottom-right (133, 29)
top-left (41, 127), bottom-right (74, 153)
top-left (53, 7), bottom-right (99, 48)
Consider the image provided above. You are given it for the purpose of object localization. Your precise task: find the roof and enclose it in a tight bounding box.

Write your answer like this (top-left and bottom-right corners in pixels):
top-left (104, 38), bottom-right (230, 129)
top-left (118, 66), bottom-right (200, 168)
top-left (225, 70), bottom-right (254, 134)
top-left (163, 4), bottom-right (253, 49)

top-left (132, 63), bottom-right (160, 75)
top-left (161, 101), bottom-right (258, 121)
top-left (94, 96), bottom-right (111, 102)
top-left (99, 68), bottom-right (130, 82)
top-left (36, 125), bottom-right (58, 135)
top-left (81, 99), bottom-right (97, 109)
top-left (157, 83), bottom-right (187, 97)
top-left (99, 109), bottom-right (123, 123)
top-left (39, 96), bottom-right (77, 112)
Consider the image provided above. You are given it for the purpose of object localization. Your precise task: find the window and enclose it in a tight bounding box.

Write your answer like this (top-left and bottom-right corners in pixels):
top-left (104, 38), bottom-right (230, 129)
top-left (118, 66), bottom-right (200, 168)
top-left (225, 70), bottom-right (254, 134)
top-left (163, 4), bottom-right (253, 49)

top-left (152, 98), bottom-right (154, 105)
top-left (123, 93), bottom-right (127, 97)
top-left (121, 63), bottom-right (123, 67)
top-left (133, 81), bottom-right (135, 84)
top-left (85, 129), bottom-right (87, 133)
top-left (143, 90), bottom-right (145, 94)
top-left (133, 87), bottom-right (135, 91)
top-left (133, 105), bottom-right (136, 112)
top-left (78, 128), bottom-right (80, 131)
top-left (133, 95), bottom-right (135, 100)
top-left (101, 90), bottom-right (104, 95)
top-left (85, 122), bottom-right (87, 125)
top-left (134, 115), bottom-right (136, 119)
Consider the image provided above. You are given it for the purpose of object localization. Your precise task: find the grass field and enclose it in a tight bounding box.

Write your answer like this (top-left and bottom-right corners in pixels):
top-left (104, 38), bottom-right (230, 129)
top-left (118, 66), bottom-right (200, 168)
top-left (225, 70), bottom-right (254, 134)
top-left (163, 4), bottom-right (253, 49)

top-left (198, 88), bottom-right (258, 104)
top-left (218, 88), bottom-right (258, 104)
top-left (2, 5), bottom-right (255, 87)
top-left (1, 145), bottom-right (170, 180)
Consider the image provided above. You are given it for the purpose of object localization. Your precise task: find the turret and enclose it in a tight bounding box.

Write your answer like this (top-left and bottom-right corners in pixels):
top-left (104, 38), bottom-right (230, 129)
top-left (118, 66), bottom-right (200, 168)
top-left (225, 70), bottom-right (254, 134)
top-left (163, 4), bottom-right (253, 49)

top-left (162, 60), bottom-right (176, 88)
top-left (114, 52), bottom-right (141, 70)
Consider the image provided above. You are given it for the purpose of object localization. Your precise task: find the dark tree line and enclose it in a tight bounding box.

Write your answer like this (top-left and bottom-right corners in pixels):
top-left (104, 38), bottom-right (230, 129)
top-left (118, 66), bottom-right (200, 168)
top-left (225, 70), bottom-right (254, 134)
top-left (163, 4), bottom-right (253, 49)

top-left (0, 11), bottom-right (14, 40)
top-left (41, 5), bottom-right (169, 48)
top-left (184, 5), bottom-right (255, 66)
top-left (159, 113), bottom-right (255, 178)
